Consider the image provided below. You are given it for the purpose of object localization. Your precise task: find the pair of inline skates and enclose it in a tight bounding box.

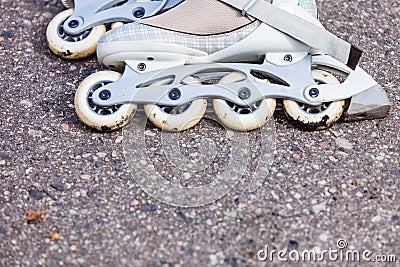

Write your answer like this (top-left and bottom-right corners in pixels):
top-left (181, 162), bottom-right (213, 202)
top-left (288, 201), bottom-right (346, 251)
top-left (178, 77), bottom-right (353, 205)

top-left (46, 0), bottom-right (391, 132)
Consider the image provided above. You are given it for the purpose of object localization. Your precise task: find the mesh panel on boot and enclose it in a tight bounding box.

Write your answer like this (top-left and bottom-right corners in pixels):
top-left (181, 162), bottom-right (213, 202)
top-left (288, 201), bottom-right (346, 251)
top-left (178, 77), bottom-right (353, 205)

top-left (139, 0), bottom-right (255, 35)
top-left (99, 0), bottom-right (319, 55)
top-left (99, 21), bottom-right (260, 54)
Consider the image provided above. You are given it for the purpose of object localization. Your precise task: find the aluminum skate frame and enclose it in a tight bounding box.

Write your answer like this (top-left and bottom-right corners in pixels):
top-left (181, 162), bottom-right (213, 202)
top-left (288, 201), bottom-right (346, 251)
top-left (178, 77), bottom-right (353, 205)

top-left (62, 0), bottom-right (182, 35)
top-left (91, 55), bottom-right (381, 108)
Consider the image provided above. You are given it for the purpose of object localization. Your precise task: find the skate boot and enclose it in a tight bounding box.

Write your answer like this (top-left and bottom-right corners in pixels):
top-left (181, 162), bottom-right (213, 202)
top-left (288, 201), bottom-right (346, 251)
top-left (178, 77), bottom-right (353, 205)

top-left (46, 0), bottom-right (183, 59)
top-left (74, 0), bottom-right (390, 132)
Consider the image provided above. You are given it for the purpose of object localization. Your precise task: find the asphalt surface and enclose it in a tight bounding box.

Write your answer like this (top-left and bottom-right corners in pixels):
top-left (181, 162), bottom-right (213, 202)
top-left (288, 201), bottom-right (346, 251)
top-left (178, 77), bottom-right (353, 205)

top-left (0, 0), bottom-right (399, 266)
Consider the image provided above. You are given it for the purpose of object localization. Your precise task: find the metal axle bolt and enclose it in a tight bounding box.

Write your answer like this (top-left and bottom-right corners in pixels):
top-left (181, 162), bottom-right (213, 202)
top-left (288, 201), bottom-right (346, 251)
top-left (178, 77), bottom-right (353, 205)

top-left (238, 88), bottom-right (251, 100)
top-left (284, 54), bottom-right (293, 62)
top-left (137, 63), bottom-right (146, 71)
top-left (99, 90), bottom-right (111, 100)
top-left (68, 19), bottom-right (79, 28)
top-left (309, 88), bottom-right (320, 98)
top-left (169, 88), bottom-right (181, 100)
top-left (133, 8), bottom-right (145, 18)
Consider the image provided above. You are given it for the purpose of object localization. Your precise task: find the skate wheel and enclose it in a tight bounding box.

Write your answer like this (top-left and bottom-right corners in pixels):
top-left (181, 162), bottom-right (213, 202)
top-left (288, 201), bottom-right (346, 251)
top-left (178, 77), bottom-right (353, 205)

top-left (213, 72), bottom-right (276, 131)
top-left (283, 69), bottom-right (345, 130)
top-left (46, 9), bottom-right (106, 59)
top-left (111, 22), bottom-right (124, 30)
top-left (144, 77), bottom-right (207, 132)
top-left (61, 0), bottom-right (74, 8)
top-left (75, 71), bottom-right (137, 132)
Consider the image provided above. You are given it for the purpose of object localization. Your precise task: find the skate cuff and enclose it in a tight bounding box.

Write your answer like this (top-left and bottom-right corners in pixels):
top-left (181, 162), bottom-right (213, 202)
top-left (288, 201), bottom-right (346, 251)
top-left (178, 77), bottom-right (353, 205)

top-left (220, 0), bottom-right (362, 69)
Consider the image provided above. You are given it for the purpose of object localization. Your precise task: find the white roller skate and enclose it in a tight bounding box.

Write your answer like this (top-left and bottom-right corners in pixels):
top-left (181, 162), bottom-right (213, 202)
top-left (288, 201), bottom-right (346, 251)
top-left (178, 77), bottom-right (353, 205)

top-left (74, 0), bottom-right (391, 132)
top-left (46, 0), bottom-right (183, 59)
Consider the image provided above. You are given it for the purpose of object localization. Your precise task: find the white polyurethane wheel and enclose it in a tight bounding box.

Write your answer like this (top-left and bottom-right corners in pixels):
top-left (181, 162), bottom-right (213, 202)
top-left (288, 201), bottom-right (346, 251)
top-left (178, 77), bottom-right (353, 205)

top-left (75, 71), bottom-right (137, 132)
top-left (283, 69), bottom-right (345, 130)
top-left (143, 77), bottom-right (207, 132)
top-left (111, 22), bottom-right (124, 30)
top-left (213, 72), bottom-right (276, 131)
top-left (46, 9), bottom-right (106, 59)
top-left (61, 0), bottom-right (74, 8)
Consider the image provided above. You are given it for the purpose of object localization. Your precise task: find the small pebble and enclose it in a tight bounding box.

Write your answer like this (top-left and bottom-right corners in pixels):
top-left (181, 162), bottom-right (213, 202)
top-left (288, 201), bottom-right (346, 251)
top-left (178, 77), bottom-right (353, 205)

top-left (43, 189), bottom-right (57, 201)
top-left (69, 209), bottom-right (77, 215)
top-left (23, 20), bottom-right (32, 26)
top-left (82, 153), bottom-right (92, 158)
top-left (329, 187), bottom-right (337, 194)
top-left (25, 167), bottom-right (34, 175)
top-left (329, 156), bottom-right (338, 162)
top-left (330, 130), bottom-right (340, 137)
top-left (291, 146), bottom-right (300, 151)
top-left (140, 204), bottom-right (157, 212)
top-left (51, 184), bottom-right (64, 191)
top-left (96, 152), bottom-right (107, 158)
top-left (311, 201), bottom-right (326, 214)
top-left (20, 100), bottom-right (33, 108)
top-left (177, 210), bottom-right (192, 223)
top-left (319, 142), bottom-right (329, 148)
top-left (226, 211), bottom-right (237, 217)
top-left (312, 164), bottom-right (321, 170)
top-left (0, 153), bottom-right (10, 159)
top-left (80, 190), bottom-right (87, 198)
top-left (371, 215), bottom-right (382, 223)
top-left (61, 124), bottom-right (70, 133)
top-left (29, 189), bottom-right (44, 200)
top-left (346, 203), bottom-right (358, 212)
top-left (0, 226), bottom-right (7, 235)
top-left (131, 200), bottom-right (139, 206)
top-left (319, 233), bottom-right (329, 242)
top-left (115, 136), bottom-right (123, 144)
top-left (183, 172), bottom-right (191, 180)
top-left (1, 31), bottom-right (12, 38)
top-left (42, 12), bottom-right (53, 19)
top-left (144, 130), bottom-right (156, 137)
top-left (335, 138), bottom-right (353, 150)
top-left (80, 175), bottom-right (91, 181)
top-left (209, 254), bottom-right (218, 265)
